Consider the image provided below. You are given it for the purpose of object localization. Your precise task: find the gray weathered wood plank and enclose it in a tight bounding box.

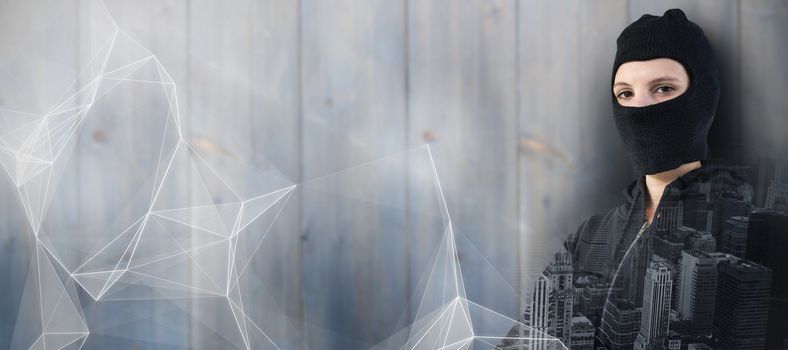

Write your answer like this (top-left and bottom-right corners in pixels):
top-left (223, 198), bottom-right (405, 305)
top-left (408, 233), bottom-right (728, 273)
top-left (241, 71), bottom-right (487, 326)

top-left (300, 0), bottom-right (409, 347)
top-left (408, 0), bottom-right (521, 317)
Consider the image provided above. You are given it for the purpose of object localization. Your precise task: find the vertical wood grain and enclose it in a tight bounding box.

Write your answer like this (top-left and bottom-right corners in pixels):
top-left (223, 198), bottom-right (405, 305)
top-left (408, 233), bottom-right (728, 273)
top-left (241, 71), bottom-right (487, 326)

top-left (408, 0), bottom-right (521, 317)
top-left (299, 0), bottom-right (408, 348)
top-left (739, 0), bottom-right (788, 160)
top-left (187, 0), bottom-right (255, 348)
top-left (0, 0), bottom-right (80, 348)
top-left (517, 0), bottom-right (583, 305)
top-left (76, 0), bottom-right (191, 347)
top-left (576, 1), bottom-right (631, 213)
top-left (245, 0), bottom-right (303, 348)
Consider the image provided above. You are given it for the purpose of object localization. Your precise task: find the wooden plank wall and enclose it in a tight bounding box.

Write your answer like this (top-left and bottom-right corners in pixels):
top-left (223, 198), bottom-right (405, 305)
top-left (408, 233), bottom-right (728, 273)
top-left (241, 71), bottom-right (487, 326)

top-left (0, 0), bottom-right (786, 348)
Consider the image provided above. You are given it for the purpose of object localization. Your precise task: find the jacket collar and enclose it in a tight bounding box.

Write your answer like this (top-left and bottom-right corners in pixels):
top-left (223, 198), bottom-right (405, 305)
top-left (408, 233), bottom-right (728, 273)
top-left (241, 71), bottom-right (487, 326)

top-left (620, 159), bottom-right (749, 222)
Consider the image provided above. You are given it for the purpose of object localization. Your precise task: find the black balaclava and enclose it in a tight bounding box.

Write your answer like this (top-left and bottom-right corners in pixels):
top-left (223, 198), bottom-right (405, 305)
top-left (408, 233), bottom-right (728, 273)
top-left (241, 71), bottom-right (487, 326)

top-left (611, 8), bottom-right (720, 175)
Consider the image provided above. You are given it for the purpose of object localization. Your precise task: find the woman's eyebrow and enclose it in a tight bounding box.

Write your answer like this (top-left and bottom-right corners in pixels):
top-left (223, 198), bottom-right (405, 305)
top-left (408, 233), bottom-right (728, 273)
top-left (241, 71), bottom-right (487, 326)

top-left (649, 76), bottom-right (680, 84)
top-left (613, 76), bottom-right (680, 88)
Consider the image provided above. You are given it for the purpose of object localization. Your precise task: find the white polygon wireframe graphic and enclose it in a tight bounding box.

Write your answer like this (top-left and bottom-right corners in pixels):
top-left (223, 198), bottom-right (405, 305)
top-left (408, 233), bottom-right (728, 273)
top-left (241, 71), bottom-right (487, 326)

top-left (380, 225), bottom-right (566, 350)
top-left (2, 0), bottom-right (292, 348)
top-left (362, 148), bottom-right (567, 350)
top-left (1, 1), bottom-right (567, 349)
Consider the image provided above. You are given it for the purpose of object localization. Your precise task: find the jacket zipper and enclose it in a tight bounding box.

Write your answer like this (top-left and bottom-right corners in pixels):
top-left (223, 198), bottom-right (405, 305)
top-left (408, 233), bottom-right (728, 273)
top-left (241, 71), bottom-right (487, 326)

top-left (642, 181), bottom-right (673, 231)
top-left (635, 220), bottom-right (650, 241)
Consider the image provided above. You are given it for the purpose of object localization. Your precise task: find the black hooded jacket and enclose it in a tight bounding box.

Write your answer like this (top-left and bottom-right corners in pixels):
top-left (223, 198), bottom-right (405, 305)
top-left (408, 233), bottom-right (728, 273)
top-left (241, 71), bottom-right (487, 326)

top-left (501, 160), bottom-right (756, 349)
top-left (570, 160), bottom-right (753, 348)
top-left (568, 160), bottom-right (753, 280)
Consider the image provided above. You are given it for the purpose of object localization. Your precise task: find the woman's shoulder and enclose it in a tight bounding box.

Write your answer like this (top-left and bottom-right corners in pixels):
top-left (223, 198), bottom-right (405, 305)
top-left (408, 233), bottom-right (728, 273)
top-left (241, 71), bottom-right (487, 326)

top-left (668, 159), bottom-right (755, 207)
top-left (565, 207), bottom-right (621, 250)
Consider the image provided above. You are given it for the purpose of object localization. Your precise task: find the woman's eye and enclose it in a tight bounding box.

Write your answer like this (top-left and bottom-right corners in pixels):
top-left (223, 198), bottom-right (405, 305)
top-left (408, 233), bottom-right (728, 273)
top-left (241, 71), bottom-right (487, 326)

top-left (616, 91), bottom-right (633, 99)
top-left (655, 86), bottom-right (675, 94)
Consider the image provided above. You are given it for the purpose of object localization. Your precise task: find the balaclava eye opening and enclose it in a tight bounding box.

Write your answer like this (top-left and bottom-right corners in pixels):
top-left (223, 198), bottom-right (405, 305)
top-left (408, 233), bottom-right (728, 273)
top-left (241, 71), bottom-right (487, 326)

top-left (611, 8), bottom-right (720, 175)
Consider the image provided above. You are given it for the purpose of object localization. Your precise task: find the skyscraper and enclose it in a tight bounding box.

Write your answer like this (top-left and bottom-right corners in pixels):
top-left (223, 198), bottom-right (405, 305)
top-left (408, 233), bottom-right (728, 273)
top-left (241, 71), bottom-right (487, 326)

top-left (721, 216), bottom-right (749, 257)
top-left (545, 248), bottom-right (573, 344)
top-left (765, 178), bottom-right (788, 211)
top-left (714, 259), bottom-right (771, 350)
top-left (599, 298), bottom-right (642, 350)
top-left (680, 181), bottom-right (711, 232)
top-left (684, 230), bottom-right (716, 253)
top-left (746, 209), bottom-right (788, 348)
top-left (665, 330), bottom-right (682, 349)
top-left (569, 315), bottom-right (594, 350)
top-left (677, 251), bottom-right (735, 337)
top-left (654, 200), bottom-right (684, 231)
top-left (653, 232), bottom-right (684, 266)
top-left (634, 256), bottom-right (672, 350)
top-left (750, 157), bottom-right (776, 209)
top-left (525, 273), bottom-right (554, 348)
top-left (653, 227), bottom-right (716, 313)
top-left (620, 234), bottom-right (652, 307)
top-left (712, 196), bottom-right (752, 242)
top-left (574, 274), bottom-right (608, 326)
top-left (574, 214), bottom-right (608, 275)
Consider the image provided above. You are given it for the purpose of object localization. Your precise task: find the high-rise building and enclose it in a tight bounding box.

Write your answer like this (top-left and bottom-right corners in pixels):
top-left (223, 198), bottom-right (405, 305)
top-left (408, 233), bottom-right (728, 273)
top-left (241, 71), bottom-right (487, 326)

top-left (653, 227), bottom-right (716, 313)
top-left (714, 259), bottom-right (772, 350)
top-left (765, 179), bottom-right (788, 211)
top-left (712, 196), bottom-right (751, 242)
top-left (569, 315), bottom-right (594, 350)
top-left (719, 197), bottom-right (752, 219)
top-left (525, 274), bottom-right (554, 337)
top-left (750, 157), bottom-right (776, 209)
top-left (720, 216), bottom-right (749, 257)
top-left (684, 230), bottom-right (716, 253)
top-left (521, 273), bottom-right (556, 350)
top-left (655, 200), bottom-right (684, 231)
top-left (653, 232), bottom-right (684, 266)
top-left (620, 235), bottom-right (652, 307)
top-left (574, 214), bottom-right (608, 275)
top-left (634, 256), bottom-right (672, 350)
top-left (545, 248), bottom-right (573, 344)
top-left (676, 251), bottom-right (735, 337)
top-left (668, 313), bottom-right (717, 347)
top-left (746, 209), bottom-right (788, 349)
top-left (574, 275), bottom-right (608, 326)
top-left (680, 181), bottom-right (711, 232)
top-left (665, 330), bottom-right (682, 349)
top-left (708, 191), bottom-right (752, 243)
top-left (599, 298), bottom-right (642, 350)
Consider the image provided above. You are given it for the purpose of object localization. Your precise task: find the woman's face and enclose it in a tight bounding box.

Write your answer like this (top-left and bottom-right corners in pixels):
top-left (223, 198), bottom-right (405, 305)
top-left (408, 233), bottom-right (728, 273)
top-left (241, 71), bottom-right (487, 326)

top-left (613, 58), bottom-right (690, 107)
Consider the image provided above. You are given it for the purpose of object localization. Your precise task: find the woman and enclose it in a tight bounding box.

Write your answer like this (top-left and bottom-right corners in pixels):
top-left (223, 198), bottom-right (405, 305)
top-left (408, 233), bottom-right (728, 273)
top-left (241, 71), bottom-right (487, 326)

top-left (502, 8), bottom-right (755, 350)
top-left (568, 8), bottom-right (756, 350)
